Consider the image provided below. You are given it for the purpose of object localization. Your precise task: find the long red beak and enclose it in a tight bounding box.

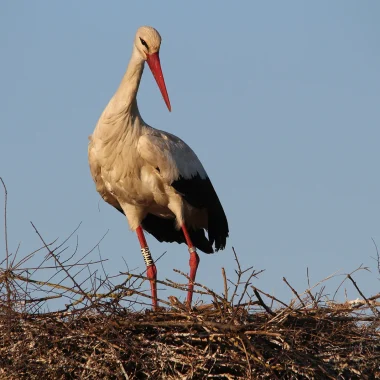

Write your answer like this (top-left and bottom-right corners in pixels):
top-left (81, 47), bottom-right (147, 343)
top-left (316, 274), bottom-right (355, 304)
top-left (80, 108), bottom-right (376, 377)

top-left (146, 52), bottom-right (171, 112)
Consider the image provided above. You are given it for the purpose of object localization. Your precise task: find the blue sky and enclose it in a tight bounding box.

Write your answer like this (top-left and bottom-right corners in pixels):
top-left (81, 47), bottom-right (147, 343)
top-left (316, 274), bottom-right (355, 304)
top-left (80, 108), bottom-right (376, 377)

top-left (1, 2), bottom-right (380, 309)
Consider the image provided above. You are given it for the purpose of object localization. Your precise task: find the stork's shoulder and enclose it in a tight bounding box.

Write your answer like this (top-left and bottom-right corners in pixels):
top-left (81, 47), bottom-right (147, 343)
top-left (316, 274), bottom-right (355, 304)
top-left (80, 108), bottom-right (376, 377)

top-left (141, 127), bottom-right (188, 148)
top-left (137, 129), bottom-right (207, 181)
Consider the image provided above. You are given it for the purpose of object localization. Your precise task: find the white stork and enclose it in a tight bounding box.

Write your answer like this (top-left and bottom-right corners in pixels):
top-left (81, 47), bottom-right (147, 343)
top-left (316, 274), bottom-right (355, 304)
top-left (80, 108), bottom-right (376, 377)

top-left (88, 26), bottom-right (228, 309)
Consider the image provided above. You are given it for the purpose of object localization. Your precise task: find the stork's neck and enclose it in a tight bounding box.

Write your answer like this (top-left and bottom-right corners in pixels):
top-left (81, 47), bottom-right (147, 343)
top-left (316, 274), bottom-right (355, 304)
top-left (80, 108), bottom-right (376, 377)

top-left (107, 46), bottom-right (145, 117)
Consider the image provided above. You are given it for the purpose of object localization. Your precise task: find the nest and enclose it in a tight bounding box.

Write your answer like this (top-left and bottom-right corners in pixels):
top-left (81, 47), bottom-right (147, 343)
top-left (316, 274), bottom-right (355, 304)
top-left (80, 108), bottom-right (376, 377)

top-left (1, 179), bottom-right (380, 379)
top-left (1, 255), bottom-right (380, 379)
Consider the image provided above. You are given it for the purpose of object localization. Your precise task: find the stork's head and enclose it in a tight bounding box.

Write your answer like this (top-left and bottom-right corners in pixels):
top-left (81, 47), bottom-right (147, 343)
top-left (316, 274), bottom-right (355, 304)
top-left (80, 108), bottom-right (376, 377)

top-left (135, 26), bottom-right (171, 112)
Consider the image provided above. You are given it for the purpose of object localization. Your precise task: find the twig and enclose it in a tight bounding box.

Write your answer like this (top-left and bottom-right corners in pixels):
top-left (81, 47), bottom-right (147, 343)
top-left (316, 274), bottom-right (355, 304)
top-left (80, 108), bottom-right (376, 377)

top-left (371, 237), bottom-right (380, 275)
top-left (31, 222), bottom-right (94, 307)
top-left (252, 287), bottom-right (276, 316)
top-left (222, 267), bottom-right (228, 300)
top-left (347, 274), bottom-right (379, 316)
top-left (0, 178), bottom-right (9, 266)
top-left (283, 277), bottom-right (306, 308)
top-left (0, 178), bottom-right (12, 322)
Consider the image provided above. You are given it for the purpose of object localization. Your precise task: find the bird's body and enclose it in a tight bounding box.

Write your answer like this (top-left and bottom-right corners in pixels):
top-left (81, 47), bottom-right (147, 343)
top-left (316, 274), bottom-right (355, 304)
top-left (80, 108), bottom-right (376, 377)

top-left (89, 121), bottom-right (227, 253)
top-left (89, 26), bottom-right (228, 308)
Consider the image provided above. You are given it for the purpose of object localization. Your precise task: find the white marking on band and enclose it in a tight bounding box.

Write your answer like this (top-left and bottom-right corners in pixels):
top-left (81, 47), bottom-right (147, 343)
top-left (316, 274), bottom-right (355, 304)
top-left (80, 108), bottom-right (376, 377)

top-left (188, 247), bottom-right (197, 254)
top-left (141, 247), bottom-right (154, 266)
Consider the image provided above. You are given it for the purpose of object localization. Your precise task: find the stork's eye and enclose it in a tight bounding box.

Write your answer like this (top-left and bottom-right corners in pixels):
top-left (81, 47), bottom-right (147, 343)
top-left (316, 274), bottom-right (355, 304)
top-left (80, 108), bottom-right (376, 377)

top-left (139, 38), bottom-right (149, 49)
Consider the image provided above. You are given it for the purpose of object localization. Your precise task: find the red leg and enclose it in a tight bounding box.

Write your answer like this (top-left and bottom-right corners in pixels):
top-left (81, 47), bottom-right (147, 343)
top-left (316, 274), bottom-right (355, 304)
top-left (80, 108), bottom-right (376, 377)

top-left (136, 226), bottom-right (158, 310)
top-left (181, 224), bottom-right (200, 307)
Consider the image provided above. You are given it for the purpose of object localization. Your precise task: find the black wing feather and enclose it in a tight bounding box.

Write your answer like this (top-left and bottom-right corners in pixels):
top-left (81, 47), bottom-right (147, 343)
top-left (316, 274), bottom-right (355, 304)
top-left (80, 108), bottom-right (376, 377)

top-left (171, 173), bottom-right (229, 251)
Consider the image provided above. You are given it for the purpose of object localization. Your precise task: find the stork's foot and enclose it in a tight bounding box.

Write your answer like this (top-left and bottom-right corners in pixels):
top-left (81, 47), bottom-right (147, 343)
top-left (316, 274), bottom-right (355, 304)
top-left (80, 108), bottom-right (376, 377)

top-left (146, 264), bottom-right (158, 310)
top-left (186, 249), bottom-right (200, 307)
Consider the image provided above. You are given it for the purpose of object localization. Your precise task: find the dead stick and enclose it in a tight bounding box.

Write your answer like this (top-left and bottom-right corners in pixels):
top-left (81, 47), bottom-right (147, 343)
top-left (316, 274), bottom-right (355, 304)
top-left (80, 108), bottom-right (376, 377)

top-left (253, 287), bottom-right (289, 308)
top-left (307, 290), bottom-right (318, 308)
top-left (283, 277), bottom-right (306, 308)
top-left (222, 267), bottom-right (228, 301)
top-left (253, 288), bottom-right (276, 316)
top-left (347, 274), bottom-right (379, 316)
